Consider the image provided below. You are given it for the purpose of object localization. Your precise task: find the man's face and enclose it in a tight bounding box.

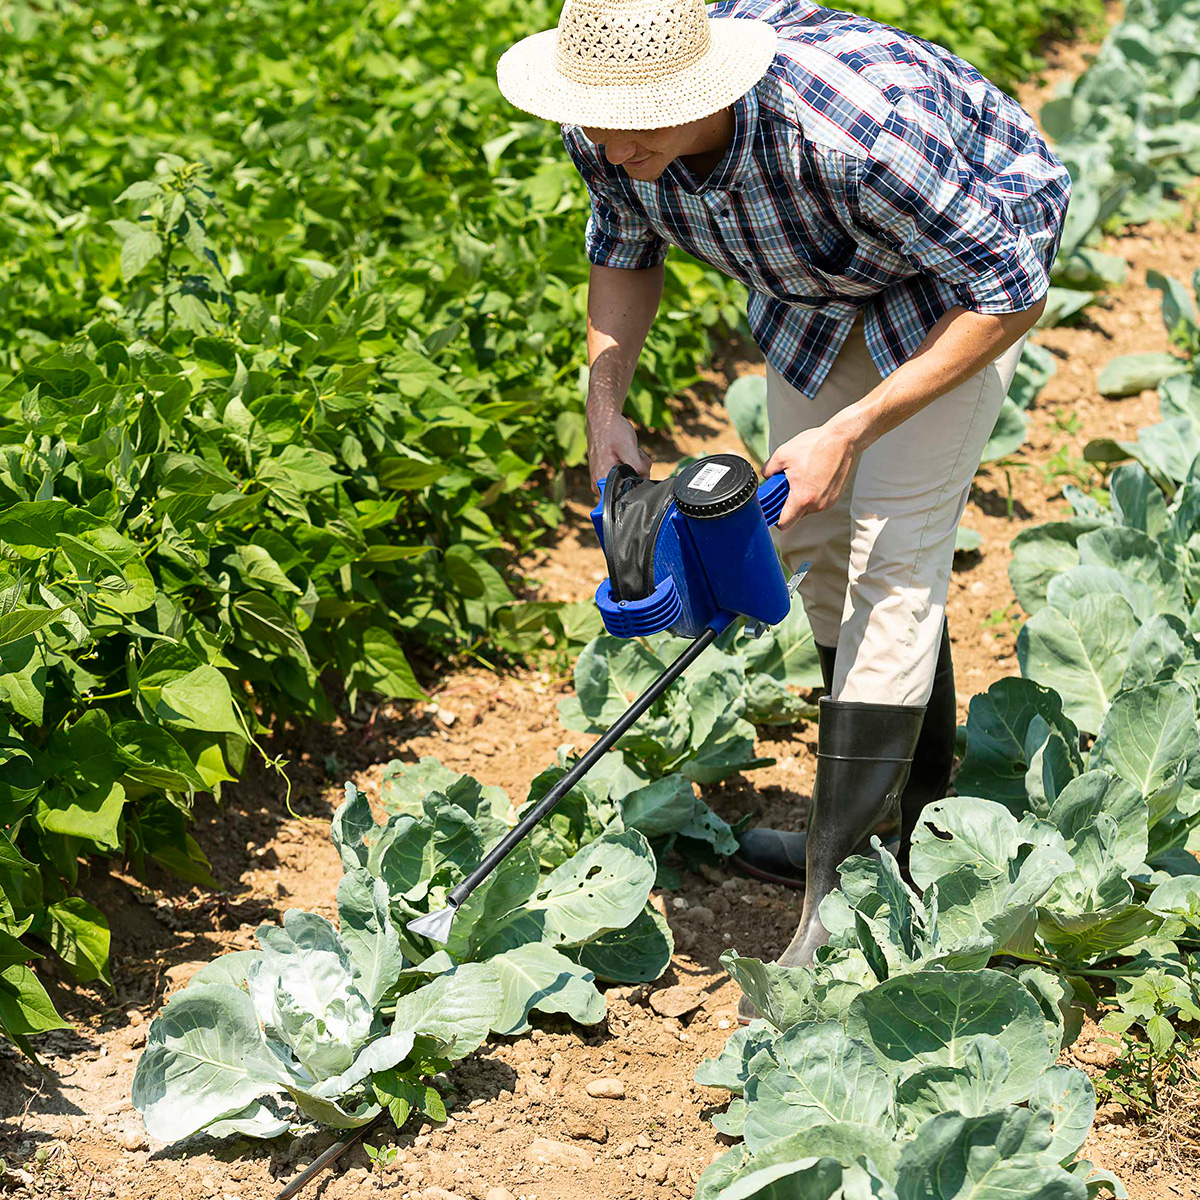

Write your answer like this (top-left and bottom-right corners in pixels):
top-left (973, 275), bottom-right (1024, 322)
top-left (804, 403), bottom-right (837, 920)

top-left (580, 124), bottom-right (691, 182)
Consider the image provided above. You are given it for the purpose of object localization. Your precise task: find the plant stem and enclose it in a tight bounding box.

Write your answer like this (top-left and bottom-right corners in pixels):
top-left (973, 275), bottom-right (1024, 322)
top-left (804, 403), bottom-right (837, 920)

top-left (86, 688), bottom-right (131, 702)
top-left (161, 230), bottom-right (174, 338)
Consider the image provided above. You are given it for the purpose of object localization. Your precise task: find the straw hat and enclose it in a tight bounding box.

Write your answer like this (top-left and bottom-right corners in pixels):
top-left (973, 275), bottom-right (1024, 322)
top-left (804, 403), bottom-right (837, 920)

top-left (496, 0), bottom-right (778, 131)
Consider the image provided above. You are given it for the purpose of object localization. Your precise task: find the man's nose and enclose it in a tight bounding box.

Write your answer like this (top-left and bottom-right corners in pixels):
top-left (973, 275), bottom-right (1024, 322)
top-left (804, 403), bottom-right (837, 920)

top-left (600, 135), bottom-right (641, 164)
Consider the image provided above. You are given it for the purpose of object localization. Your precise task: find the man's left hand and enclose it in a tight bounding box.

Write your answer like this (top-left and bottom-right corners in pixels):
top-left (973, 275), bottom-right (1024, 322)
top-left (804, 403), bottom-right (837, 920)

top-left (766, 419), bottom-right (859, 530)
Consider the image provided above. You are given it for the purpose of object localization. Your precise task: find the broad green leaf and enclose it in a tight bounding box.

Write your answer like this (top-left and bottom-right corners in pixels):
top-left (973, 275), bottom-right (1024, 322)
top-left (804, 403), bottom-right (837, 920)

top-left (1045, 566), bottom-right (1156, 625)
top-left (348, 627), bottom-right (424, 701)
top-left (330, 781), bottom-right (374, 871)
top-left (696, 1139), bottom-right (871, 1200)
top-left (119, 228), bottom-right (164, 282)
top-left (131, 983), bottom-right (288, 1142)
top-left (489, 942), bottom-right (605, 1035)
top-left (0, 606), bottom-right (65, 647)
top-left (336, 869), bottom-right (402, 1008)
top-left (981, 397), bottom-right (1028, 462)
top-left (0, 964), bottom-right (70, 1052)
top-left (158, 665), bottom-right (246, 738)
top-left (895, 1107), bottom-right (1086, 1200)
top-left (483, 829), bottom-right (655, 952)
top-left (389, 961), bottom-right (502, 1060)
top-left (562, 635), bottom-right (668, 728)
top-left (45, 898), bottom-right (111, 986)
top-left (1030, 1067), bottom-right (1096, 1164)
top-left (846, 969), bottom-right (1051, 1092)
top-left (571, 903), bottom-right (673, 982)
top-left (1091, 683), bottom-right (1200, 824)
top-left (1096, 352), bottom-right (1187, 397)
top-left (619, 775), bottom-right (698, 839)
top-left (1007, 341), bottom-right (1057, 410)
top-left (895, 1037), bottom-right (1018, 1127)
top-left (113, 720), bottom-right (205, 791)
top-left (1017, 595), bottom-right (1140, 734)
top-left (1008, 521), bottom-right (1100, 615)
top-left (1108, 463), bottom-right (1169, 540)
top-left (954, 678), bottom-right (1083, 812)
top-left (36, 782), bottom-right (125, 850)
top-left (443, 543), bottom-right (513, 607)
top-left (204, 1101), bottom-right (290, 1140)
top-left (1120, 614), bottom-right (1200, 692)
top-left (720, 949), bottom-right (816, 1032)
top-left (189, 950), bottom-right (264, 990)
top-left (1077, 527), bottom-right (1186, 618)
top-left (741, 1021), bottom-right (894, 1150)
top-left (694, 1019), bottom-right (779, 1095)
top-left (1046, 770), bottom-right (1148, 884)
top-left (378, 794), bottom-right (483, 902)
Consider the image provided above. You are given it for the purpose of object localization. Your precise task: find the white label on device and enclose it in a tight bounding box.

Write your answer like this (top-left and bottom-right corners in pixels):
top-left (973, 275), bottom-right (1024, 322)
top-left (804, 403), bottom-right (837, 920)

top-left (690, 463), bottom-right (731, 492)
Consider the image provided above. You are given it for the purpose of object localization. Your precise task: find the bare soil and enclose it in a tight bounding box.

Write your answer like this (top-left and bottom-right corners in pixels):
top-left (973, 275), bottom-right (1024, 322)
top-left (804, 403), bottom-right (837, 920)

top-left (5, 20), bottom-right (1200, 1200)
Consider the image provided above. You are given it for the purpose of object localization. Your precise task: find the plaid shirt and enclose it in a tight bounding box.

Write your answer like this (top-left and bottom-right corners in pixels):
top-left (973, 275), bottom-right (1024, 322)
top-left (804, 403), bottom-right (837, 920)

top-left (561, 0), bottom-right (1071, 398)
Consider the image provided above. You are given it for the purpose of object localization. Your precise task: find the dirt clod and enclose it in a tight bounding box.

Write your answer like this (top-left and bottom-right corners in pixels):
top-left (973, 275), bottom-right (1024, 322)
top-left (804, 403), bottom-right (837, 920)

top-left (648, 986), bottom-right (703, 1019)
top-left (526, 1137), bottom-right (594, 1169)
top-left (648, 1155), bottom-right (671, 1183)
top-left (586, 1077), bottom-right (626, 1099)
top-left (564, 1109), bottom-right (608, 1143)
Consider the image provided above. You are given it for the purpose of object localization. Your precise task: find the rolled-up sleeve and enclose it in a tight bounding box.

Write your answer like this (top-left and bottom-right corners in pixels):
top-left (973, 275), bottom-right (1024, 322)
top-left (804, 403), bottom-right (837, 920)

top-left (848, 101), bottom-right (1053, 314)
top-left (561, 125), bottom-right (669, 271)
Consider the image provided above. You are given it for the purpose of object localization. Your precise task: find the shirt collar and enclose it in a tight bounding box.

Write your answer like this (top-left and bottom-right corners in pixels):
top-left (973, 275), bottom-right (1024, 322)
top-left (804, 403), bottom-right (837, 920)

top-left (667, 81), bottom-right (760, 195)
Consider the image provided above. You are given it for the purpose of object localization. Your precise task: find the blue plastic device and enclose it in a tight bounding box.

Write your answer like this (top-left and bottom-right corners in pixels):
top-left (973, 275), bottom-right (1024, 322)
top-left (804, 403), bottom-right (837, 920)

top-left (591, 454), bottom-right (792, 640)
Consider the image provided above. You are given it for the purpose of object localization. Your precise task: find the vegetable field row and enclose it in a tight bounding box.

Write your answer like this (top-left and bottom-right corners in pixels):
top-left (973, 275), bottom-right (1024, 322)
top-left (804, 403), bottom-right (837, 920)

top-left (1, 0), bottom-right (1118, 1058)
top-left (5, 1), bottom-right (1200, 1195)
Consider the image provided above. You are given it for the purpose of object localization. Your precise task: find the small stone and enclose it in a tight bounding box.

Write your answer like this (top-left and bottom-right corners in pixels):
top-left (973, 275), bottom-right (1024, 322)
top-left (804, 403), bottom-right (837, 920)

top-left (486, 1191), bottom-right (516, 1200)
top-left (423, 1189), bottom-right (465, 1200)
top-left (586, 1078), bottom-right (625, 1099)
top-left (649, 986), bottom-right (703, 1019)
top-left (116, 1118), bottom-right (147, 1152)
top-left (687, 905), bottom-right (715, 927)
top-left (564, 1110), bottom-right (607, 1143)
top-left (648, 1156), bottom-right (670, 1184)
top-left (126, 1010), bottom-right (144, 1028)
top-left (526, 1137), bottom-right (594, 1169)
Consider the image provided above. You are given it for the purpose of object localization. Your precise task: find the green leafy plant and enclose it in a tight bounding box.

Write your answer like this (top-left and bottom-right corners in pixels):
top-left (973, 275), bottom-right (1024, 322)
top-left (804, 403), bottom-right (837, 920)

top-left (1098, 966), bottom-right (1200, 1111)
top-left (131, 874), bottom-right (503, 1142)
top-left (332, 781), bottom-right (672, 1027)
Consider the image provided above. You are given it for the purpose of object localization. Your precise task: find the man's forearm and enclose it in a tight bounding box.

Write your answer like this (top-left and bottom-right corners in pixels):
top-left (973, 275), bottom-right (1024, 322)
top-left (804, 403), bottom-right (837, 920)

top-left (586, 262), bottom-right (664, 416)
top-left (828, 299), bottom-right (1046, 452)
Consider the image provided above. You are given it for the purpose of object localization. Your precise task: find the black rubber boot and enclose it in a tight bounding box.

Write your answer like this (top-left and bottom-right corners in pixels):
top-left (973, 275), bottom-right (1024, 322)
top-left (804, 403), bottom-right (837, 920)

top-left (730, 623), bottom-right (954, 886)
top-left (737, 697), bottom-right (924, 1023)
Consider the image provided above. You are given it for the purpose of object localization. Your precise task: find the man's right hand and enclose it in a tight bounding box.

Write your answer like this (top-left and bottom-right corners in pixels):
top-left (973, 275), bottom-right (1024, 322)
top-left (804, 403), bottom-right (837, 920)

top-left (587, 406), bottom-right (652, 492)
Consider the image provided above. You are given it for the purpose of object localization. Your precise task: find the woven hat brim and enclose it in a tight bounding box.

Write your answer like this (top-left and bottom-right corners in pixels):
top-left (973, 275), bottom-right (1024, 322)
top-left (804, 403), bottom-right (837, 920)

top-left (496, 18), bottom-right (778, 130)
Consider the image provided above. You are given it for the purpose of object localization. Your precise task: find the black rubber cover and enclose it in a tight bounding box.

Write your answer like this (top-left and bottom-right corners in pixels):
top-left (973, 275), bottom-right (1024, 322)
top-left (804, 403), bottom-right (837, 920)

top-left (601, 465), bottom-right (677, 602)
top-left (673, 454), bottom-right (758, 519)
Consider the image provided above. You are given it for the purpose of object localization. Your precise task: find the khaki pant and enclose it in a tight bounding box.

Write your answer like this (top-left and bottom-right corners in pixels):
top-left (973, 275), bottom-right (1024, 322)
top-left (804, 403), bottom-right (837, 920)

top-left (767, 318), bottom-right (1027, 707)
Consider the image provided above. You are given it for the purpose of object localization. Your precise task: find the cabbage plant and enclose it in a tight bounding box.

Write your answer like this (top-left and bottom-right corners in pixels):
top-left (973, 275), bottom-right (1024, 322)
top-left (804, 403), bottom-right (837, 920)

top-left (333, 781), bottom-right (672, 1031)
top-left (132, 871), bottom-right (502, 1143)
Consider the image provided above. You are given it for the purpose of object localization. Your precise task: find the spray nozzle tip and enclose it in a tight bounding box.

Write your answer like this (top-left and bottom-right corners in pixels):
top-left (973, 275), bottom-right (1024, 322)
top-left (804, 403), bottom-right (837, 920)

top-left (406, 904), bottom-right (458, 945)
